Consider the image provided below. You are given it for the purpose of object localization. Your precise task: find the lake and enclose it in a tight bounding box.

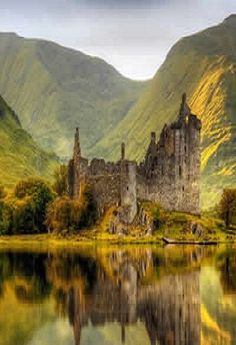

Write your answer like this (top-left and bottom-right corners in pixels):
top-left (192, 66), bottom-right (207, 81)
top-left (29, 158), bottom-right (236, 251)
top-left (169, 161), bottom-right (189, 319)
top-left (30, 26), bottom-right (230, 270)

top-left (0, 244), bottom-right (236, 345)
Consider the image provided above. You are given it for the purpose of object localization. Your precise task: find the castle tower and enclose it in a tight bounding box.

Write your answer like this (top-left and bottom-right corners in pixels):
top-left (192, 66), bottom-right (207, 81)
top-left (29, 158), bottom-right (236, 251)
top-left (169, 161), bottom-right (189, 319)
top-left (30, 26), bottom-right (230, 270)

top-left (174, 94), bottom-right (201, 214)
top-left (179, 92), bottom-right (191, 121)
top-left (120, 161), bottom-right (137, 224)
top-left (121, 142), bottom-right (125, 161)
top-left (68, 127), bottom-right (81, 198)
top-left (73, 127), bottom-right (81, 160)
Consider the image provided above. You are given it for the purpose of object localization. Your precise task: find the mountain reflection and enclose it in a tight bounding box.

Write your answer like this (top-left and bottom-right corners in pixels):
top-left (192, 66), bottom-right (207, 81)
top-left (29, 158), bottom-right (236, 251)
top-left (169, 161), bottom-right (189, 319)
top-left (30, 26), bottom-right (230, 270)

top-left (0, 245), bottom-right (235, 345)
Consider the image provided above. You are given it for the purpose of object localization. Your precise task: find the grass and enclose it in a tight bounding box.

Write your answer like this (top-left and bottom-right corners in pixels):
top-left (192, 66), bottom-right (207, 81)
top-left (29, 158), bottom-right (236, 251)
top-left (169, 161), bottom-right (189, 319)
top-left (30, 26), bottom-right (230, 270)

top-left (0, 94), bottom-right (58, 187)
top-left (0, 205), bottom-right (234, 247)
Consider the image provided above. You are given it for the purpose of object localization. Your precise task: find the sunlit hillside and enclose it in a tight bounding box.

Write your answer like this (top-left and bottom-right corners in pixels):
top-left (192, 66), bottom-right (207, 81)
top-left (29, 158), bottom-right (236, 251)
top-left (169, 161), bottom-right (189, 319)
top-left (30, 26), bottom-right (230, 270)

top-left (94, 15), bottom-right (236, 208)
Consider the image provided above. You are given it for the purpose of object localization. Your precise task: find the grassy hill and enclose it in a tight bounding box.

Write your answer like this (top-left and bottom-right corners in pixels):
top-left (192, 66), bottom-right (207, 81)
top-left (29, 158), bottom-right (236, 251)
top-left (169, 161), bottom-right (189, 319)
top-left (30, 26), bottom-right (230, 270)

top-left (0, 94), bottom-right (58, 187)
top-left (0, 33), bottom-right (147, 159)
top-left (94, 15), bottom-right (236, 208)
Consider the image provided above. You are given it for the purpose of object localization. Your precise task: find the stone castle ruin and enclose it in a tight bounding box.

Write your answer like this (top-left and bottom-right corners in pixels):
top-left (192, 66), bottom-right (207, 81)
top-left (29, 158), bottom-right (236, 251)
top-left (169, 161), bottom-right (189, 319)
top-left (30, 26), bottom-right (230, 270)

top-left (68, 94), bottom-right (202, 224)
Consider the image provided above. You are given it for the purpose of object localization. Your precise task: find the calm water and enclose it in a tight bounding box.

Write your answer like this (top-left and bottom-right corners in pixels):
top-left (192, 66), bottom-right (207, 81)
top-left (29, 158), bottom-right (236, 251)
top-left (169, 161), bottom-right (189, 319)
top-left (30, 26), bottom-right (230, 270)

top-left (0, 245), bottom-right (236, 345)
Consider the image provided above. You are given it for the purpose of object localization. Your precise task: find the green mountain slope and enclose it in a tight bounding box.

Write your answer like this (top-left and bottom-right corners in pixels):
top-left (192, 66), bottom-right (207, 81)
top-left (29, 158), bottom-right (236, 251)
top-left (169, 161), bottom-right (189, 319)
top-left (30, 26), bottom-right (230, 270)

top-left (0, 33), bottom-right (146, 158)
top-left (95, 15), bottom-right (236, 208)
top-left (0, 94), bottom-right (58, 187)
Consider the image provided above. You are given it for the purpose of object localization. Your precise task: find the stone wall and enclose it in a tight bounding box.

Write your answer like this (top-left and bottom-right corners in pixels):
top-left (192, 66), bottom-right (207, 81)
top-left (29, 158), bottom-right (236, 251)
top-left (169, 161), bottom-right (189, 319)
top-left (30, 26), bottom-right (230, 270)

top-left (68, 94), bottom-right (202, 218)
top-left (136, 94), bottom-right (201, 215)
top-left (86, 174), bottom-right (120, 217)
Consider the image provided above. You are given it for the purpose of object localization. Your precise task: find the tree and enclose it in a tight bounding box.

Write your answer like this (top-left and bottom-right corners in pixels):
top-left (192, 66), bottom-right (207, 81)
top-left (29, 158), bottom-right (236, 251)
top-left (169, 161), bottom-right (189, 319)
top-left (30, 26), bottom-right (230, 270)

top-left (46, 184), bottom-right (97, 234)
top-left (11, 197), bottom-right (36, 234)
top-left (14, 178), bottom-right (55, 232)
top-left (52, 165), bottom-right (68, 196)
top-left (0, 185), bottom-right (6, 199)
top-left (219, 189), bottom-right (236, 228)
top-left (0, 200), bottom-right (12, 235)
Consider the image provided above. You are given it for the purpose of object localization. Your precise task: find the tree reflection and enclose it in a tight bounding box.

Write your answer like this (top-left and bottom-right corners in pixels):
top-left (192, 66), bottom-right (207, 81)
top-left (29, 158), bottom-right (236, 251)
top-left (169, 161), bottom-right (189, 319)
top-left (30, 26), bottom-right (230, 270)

top-left (0, 246), bottom-right (216, 345)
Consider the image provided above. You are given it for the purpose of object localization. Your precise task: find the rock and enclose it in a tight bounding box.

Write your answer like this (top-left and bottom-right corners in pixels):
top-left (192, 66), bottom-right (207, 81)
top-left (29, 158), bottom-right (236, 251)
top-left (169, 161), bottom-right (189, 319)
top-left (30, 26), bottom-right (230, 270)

top-left (186, 221), bottom-right (204, 237)
top-left (146, 227), bottom-right (153, 236)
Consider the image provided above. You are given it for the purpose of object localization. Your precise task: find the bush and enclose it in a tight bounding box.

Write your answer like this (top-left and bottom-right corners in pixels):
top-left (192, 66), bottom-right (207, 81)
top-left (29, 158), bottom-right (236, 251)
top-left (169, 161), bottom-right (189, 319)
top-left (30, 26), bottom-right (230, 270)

top-left (52, 165), bottom-right (68, 196)
top-left (79, 186), bottom-right (97, 228)
top-left (46, 197), bottom-right (81, 233)
top-left (46, 184), bottom-right (97, 234)
top-left (219, 188), bottom-right (236, 227)
top-left (11, 197), bottom-right (37, 234)
top-left (0, 185), bottom-right (6, 199)
top-left (0, 200), bottom-right (12, 235)
top-left (152, 205), bottom-right (161, 229)
top-left (13, 178), bottom-right (55, 233)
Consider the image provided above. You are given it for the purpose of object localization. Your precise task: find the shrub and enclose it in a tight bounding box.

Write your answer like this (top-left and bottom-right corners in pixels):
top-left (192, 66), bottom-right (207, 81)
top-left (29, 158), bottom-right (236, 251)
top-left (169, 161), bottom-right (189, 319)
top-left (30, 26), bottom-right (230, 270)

top-left (46, 184), bottom-right (97, 234)
top-left (79, 185), bottom-right (97, 228)
top-left (52, 165), bottom-right (68, 196)
top-left (0, 185), bottom-right (6, 199)
top-left (0, 200), bottom-right (12, 235)
top-left (46, 197), bottom-right (81, 233)
top-left (11, 196), bottom-right (37, 234)
top-left (152, 205), bottom-right (161, 229)
top-left (219, 188), bottom-right (236, 227)
top-left (14, 178), bottom-right (55, 233)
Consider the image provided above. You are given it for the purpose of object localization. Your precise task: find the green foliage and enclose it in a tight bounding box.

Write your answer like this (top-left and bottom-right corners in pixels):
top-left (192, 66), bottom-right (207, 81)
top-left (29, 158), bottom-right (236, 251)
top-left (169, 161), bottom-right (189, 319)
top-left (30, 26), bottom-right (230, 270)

top-left (152, 205), bottom-right (161, 229)
top-left (52, 165), bottom-right (68, 196)
top-left (10, 197), bottom-right (37, 234)
top-left (0, 200), bottom-right (12, 235)
top-left (0, 185), bottom-right (6, 199)
top-left (218, 188), bottom-right (236, 227)
top-left (46, 197), bottom-right (82, 234)
top-left (13, 178), bottom-right (55, 233)
top-left (79, 185), bottom-right (98, 228)
top-left (46, 184), bottom-right (97, 234)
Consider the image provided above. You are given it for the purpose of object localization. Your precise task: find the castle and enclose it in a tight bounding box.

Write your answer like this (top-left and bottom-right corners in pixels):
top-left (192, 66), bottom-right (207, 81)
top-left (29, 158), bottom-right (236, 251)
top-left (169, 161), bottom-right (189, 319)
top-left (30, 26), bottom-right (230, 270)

top-left (68, 94), bottom-right (201, 223)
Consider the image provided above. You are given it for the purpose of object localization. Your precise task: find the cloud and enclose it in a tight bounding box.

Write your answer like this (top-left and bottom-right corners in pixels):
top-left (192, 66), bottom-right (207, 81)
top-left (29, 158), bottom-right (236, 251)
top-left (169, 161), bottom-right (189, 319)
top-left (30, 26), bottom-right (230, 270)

top-left (0, 0), bottom-right (236, 79)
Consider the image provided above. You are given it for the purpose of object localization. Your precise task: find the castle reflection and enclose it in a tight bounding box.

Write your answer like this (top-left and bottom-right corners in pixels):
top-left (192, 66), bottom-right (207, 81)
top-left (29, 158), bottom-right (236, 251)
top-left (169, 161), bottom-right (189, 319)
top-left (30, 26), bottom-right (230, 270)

top-left (1, 245), bottom-right (234, 345)
top-left (46, 246), bottom-right (204, 345)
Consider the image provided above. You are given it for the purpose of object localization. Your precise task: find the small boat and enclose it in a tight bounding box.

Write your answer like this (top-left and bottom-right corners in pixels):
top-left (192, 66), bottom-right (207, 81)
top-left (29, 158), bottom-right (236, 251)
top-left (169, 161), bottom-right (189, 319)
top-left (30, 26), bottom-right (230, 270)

top-left (162, 237), bottom-right (218, 245)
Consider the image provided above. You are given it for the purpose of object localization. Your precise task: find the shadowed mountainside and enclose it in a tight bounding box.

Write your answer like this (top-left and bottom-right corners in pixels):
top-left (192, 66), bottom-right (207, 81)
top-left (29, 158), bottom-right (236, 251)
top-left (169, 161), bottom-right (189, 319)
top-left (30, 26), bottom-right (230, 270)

top-left (0, 94), bottom-right (58, 187)
top-left (0, 33), bottom-right (147, 159)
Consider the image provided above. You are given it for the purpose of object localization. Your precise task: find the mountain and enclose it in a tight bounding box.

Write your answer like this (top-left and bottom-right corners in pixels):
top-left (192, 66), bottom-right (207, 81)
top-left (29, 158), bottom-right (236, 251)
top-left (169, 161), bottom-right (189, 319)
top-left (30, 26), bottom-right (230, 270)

top-left (0, 33), bottom-right (147, 159)
top-left (94, 15), bottom-right (236, 208)
top-left (0, 94), bottom-right (58, 187)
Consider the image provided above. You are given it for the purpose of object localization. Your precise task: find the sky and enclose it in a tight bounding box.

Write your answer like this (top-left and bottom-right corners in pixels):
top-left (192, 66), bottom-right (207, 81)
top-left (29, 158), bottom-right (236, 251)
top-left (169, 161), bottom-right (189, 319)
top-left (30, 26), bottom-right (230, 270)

top-left (0, 0), bottom-right (236, 80)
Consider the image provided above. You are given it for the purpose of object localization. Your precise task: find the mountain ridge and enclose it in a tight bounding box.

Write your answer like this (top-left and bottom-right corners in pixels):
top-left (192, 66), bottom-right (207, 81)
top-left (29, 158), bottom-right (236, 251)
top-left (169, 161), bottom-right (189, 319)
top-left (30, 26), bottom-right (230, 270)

top-left (0, 93), bottom-right (58, 187)
top-left (0, 32), bottom-right (147, 158)
top-left (93, 16), bottom-right (236, 207)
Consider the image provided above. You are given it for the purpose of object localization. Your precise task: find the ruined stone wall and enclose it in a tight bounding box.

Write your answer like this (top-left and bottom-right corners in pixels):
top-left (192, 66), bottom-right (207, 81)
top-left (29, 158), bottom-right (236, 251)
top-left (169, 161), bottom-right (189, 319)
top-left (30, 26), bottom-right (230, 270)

top-left (137, 95), bottom-right (201, 215)
top-left (86, 174), bottom-right (120, 217)
top-left (120, 161), bottom-right (137, 223)
top-left (68, 94), bottom-right (201, 217)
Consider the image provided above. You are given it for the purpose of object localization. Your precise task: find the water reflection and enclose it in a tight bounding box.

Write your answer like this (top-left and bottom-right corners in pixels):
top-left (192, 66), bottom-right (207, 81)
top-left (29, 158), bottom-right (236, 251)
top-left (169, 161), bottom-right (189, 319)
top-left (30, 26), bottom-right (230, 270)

top-left (0, 245), bottom-right (235, 345)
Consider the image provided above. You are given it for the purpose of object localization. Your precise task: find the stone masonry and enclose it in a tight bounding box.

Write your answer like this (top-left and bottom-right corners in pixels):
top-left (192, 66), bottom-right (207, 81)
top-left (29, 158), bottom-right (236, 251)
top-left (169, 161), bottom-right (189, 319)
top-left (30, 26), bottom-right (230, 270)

top-left (68, 93), bottom-right (202, 221)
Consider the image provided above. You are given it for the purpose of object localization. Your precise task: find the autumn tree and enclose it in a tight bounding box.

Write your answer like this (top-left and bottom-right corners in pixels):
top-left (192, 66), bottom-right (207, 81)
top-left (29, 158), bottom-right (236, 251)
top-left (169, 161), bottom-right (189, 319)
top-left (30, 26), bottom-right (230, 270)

top-left (0, 184), bottom-right (6, 199)
top-left (52, 165), bottom-right (68, 196)
top-left (219, 189), bottom-right (236, 228)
